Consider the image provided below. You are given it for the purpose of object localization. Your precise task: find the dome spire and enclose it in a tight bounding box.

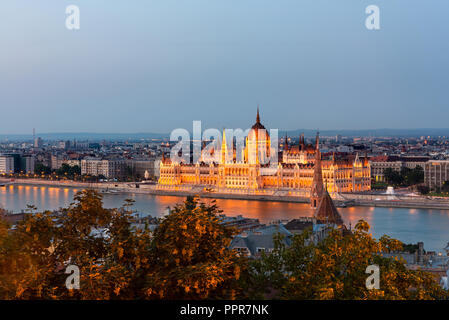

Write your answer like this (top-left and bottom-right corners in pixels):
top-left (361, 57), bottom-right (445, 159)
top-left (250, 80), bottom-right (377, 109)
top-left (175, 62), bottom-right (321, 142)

top-left (256, 105), bottom-right (260, 123)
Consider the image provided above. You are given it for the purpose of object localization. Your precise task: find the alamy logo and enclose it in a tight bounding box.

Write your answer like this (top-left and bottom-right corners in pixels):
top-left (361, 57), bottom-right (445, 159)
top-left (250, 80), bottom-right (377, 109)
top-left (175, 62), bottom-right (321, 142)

top-left (365, 5), bottom-right (380, 30)
top-left (66, 5), bottom-right (80, 30)
top-left (65, 265), bottom-right (80, 290)
top-left (365, 264), bottom-right (380, 290)
top-left (169, 121), bottom-right (279, 175)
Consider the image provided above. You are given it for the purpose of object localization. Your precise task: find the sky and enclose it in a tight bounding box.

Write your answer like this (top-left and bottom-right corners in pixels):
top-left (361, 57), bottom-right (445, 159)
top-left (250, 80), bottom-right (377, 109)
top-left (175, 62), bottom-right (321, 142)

top-left (0, 0), bottom-right (448, 134)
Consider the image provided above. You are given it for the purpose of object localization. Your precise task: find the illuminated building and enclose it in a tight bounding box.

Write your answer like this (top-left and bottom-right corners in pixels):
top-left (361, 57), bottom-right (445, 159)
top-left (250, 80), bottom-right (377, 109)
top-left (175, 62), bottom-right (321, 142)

top-left (158, 109), bottom-right (371, 197)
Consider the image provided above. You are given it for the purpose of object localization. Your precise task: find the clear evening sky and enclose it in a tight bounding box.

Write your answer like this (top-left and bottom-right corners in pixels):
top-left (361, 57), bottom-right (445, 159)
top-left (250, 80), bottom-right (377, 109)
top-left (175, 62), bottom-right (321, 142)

top-left (1, 1), bottom-right (448, 134)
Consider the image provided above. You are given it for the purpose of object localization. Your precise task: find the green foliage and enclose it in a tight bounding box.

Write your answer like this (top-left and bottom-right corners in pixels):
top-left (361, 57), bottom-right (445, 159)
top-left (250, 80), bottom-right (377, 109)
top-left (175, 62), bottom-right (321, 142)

top-left (384, 166), bottom-right (424, 187)
top-left (417, 185), bottom-right (430, 195)
top-left (144, 196), bottom-right (245, 299)
top-left (384, 168), bottom-right (403, 186)
top-left (55, 164), bottom-right (81, 179)
top-left (371, 181), bottom-right (388, 190)
top-left (34, 163), bottom-right (51, 175)
top-left (0, 191), bottom-right (244, 300)
top-left (402, 243), bottom-right (421, 254)
top-left (0, 192), bottom-right (446, 300)
top-left (243, 221), bottom-right (447, 300)
top-left (403, 166), bottom-right (424, 186)
top-left (441, 181), bottom-right (449, 193)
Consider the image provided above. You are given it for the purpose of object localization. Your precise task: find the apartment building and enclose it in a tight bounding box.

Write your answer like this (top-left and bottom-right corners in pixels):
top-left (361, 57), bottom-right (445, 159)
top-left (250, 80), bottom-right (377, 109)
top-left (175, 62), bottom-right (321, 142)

top-left (51, 155), bottom-right (80, 170)
top-left (20, 155), bottom-right (35, 174)
top-left (370, 155), bottom-right (429, 182)
top-left (125, 159), bottom-right (156, 179)
top-left (0, 156), bottom-right (14, 174)
top-left (81, 158), bottom-right (125, 179)
top-left (424, 160), bottom-right (449, 190)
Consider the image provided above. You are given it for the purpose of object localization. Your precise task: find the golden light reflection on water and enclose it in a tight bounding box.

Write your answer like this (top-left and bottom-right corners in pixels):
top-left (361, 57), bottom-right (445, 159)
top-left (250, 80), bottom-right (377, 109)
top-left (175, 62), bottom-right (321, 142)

top-left (48, 187), bottom-right (58, 209)
top-left (2, 185), bottom-right (449, 251)
top-left (63, 188), bottom-right (69, 202)
top-left (40, 187), bottom-right (46, 207)
top-left (340, 206), bottom-right (373, 226)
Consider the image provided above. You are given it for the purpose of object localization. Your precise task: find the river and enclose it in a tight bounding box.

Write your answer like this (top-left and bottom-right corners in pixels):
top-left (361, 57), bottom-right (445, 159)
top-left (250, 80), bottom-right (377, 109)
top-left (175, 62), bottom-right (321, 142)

top-left (1, 184), bottom-right (449, 253)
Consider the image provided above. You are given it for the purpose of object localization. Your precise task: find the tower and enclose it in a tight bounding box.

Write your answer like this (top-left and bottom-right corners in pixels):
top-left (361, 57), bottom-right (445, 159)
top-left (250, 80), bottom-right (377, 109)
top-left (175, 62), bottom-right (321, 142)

top-left (313, 187), bottom-right (344, 226)
top-left (246, 106), bottom-right (270, 165)
top-left (299, 133), bottom-right (305, 150)
top-left (256, 105), bottom-right (260, 124)
top-left (284, 134), bottom-right (289, 151)
top-left (310, 132), bottom-right (324, 208)
top-left (221, 128), bottom-right (228, 164)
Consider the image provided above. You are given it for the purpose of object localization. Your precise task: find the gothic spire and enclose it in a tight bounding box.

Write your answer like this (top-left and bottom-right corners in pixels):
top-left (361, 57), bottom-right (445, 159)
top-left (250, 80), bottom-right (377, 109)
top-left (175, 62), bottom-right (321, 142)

top-left (256, 105), bottom-right (260, 124)
top-left (314, 188), bottom-right (344, 226)
top-left (310, 137), bottom-right (324, 208)
top-left (221, 128), bottom-right (227, 164)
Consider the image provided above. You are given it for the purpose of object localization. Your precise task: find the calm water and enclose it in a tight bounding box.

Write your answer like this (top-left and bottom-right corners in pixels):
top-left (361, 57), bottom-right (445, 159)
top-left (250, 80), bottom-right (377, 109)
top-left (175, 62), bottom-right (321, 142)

top-left (1, 185), bottom-right (449, 252)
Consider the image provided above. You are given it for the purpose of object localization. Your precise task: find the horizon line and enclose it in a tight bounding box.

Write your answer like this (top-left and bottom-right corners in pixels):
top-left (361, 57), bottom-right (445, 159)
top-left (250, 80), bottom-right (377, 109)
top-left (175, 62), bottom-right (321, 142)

top-left (2, 127), bottom-right (449, 137)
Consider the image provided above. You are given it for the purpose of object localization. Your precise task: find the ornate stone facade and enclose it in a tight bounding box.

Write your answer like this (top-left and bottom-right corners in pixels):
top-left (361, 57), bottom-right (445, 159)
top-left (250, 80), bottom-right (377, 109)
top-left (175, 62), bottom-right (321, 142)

top-left (158, 110), bottom-right (371, 197)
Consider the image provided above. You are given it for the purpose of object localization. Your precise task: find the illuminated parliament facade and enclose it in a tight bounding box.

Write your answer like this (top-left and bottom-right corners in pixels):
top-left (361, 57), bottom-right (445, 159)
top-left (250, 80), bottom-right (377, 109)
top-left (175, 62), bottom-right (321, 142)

top-left (158, 110), bottom-right (371, 198)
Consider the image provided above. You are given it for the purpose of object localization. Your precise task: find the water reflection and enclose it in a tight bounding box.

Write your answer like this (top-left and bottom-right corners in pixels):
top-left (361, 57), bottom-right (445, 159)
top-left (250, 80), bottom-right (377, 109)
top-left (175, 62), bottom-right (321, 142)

top-left (1, 185), bottom-right (449, 252)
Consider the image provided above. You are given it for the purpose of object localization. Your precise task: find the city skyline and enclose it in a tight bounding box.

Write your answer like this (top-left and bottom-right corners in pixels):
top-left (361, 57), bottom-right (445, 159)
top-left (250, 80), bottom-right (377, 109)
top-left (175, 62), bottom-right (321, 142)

top-left (2, 1), bottom-right (449, 305)
top-left (1, 1), bottom-right (448, 134)
top-left (6, 125), bottom-right (449, 139)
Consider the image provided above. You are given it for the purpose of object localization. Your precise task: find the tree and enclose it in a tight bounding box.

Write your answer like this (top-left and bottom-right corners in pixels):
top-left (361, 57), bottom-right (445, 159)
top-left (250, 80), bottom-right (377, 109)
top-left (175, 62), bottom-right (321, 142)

top-left (384, 168), bottom-right (403, 186)
top-left (0, 192), bottom-right (446, 300)
top-left (384, 166), bottom-right (424, 187)
top-left (143, 196), bottom-right (245, 299)
top-left (0, 190), bottom-right (150, 299)
top-left (244, 220), bottom-right (447, 300)
top-left (0, 192), bottom-right (245, 300)
top-left (56, 164), bottom-right (81, 179)
top-left (0, 210), bottom-right (58, 299)
top-left (52, 189), bottom-right (147, 299)
top-left (441, 181), bottom-right (449, 193)
top-left (34, 163), bottom-right (51, 175)
top-left (403, 166), bottom-right (424, 186)
top-left (417, 185), bottom-right (430, 195)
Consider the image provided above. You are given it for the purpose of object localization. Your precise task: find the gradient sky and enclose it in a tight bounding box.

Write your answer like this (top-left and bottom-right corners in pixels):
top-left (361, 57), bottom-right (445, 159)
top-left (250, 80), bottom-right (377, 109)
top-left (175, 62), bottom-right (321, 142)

top-left (1, 0), bottom-right (448, 134)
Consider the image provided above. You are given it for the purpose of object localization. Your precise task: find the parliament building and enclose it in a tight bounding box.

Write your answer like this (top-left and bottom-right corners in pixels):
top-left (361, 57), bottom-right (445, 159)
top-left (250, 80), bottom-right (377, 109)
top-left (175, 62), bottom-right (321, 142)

top-left (158, 109), bottom-right (371, 198)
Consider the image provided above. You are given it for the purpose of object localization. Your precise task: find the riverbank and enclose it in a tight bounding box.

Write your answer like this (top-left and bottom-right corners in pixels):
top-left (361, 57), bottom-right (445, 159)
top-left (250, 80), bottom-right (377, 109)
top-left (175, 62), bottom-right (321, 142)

top-left (2, 178), bottom-right (449, 210)
top-left (3, 182), bottom-right (449, 252)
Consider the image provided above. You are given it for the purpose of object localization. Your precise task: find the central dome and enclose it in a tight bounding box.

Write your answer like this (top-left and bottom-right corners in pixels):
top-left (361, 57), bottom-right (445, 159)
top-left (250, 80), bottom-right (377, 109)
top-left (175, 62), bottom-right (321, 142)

top-left (246, 107), bottom-right (271, 163)
top-left (249, 107), bottom-right (269, 138)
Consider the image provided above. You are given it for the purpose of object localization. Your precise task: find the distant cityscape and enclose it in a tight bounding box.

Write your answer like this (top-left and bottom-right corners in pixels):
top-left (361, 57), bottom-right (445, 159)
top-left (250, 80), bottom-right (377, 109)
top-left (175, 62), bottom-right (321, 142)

top-left (2, 119), bottom-right (449, 193)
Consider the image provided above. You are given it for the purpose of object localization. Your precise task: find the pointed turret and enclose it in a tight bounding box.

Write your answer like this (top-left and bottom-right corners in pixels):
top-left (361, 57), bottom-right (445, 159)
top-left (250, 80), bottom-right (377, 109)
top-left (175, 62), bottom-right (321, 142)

top-left (299, 133), bottom-right (305, 150)
top-left (354, 152), bottom-right (360, 164)
top-left (256, 106), bottom-right (261, 124)
top-left (364, 151), bottom-right (369, 166)
top-left (314, 189), bottom-right (344, 226)
top-left (310, 132), bottom-right (324, 208)
top-left (221, 128), bottom-right (228, 164)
